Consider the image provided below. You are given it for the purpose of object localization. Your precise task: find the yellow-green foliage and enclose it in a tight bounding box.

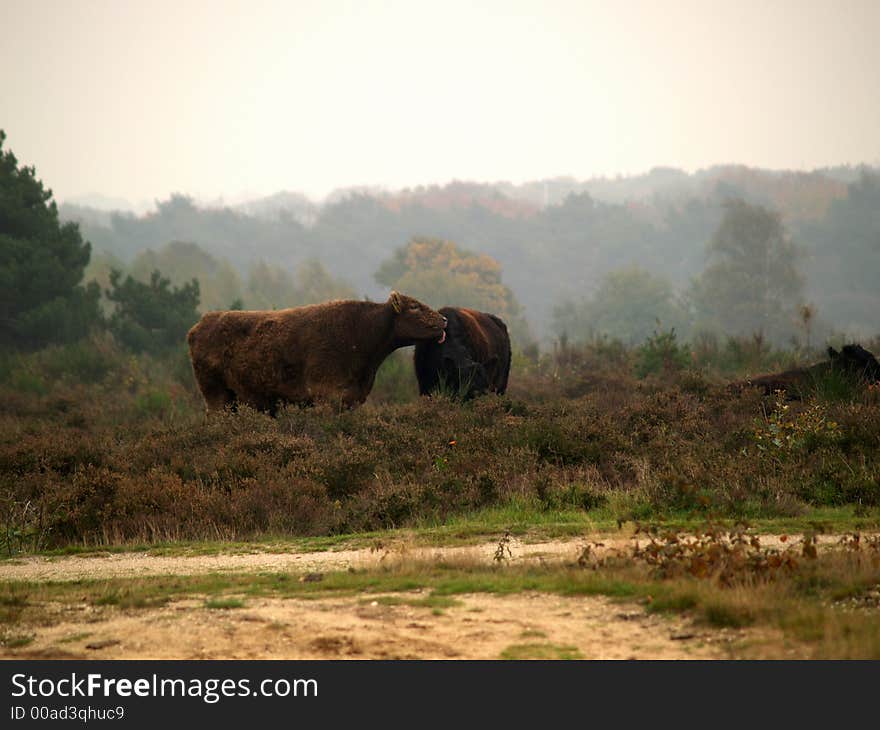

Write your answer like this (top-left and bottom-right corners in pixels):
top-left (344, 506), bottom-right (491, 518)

top-left (375, 237), bottom-right (531, 343)
top-left (754, 399), bottom-right (843, 453)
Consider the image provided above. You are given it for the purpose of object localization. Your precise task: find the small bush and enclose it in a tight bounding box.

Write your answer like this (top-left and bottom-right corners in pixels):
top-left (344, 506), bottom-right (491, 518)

top-left (635, 329), bottom-right (690, 378)
top-left (39, 337), bottom-right (119, 383)
top-left (8, 369), bottom-right (47, 396)
top-left (135, 390), bottom-right (173, 418)
top-left (753, 400), bottom-right (842, 454)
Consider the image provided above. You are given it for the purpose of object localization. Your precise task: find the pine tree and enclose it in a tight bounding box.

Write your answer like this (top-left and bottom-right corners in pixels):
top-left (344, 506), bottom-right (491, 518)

top-left (0, 130), bottom-right (100, 348)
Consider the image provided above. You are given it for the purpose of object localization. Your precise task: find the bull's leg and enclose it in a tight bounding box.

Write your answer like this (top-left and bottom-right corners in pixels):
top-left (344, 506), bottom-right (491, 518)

top-left (201, 384), bottom-right (237, 412)
top-left (304, 382), bottom-right (365, 410)
top-left (191, 364), bottom-right (236, 413)
top-left (340, 388), bottom-right (367, 410)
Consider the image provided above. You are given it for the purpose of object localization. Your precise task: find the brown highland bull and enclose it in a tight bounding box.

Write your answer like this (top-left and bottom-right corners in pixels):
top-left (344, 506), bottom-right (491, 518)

top-left (187, 291), bottom-right (447, 413)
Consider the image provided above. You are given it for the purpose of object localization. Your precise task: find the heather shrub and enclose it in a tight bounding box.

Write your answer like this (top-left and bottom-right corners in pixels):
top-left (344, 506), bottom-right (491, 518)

top-left (35, 335), bottom-right (121, 384)
top-left (1, 336), bottom-right (879, 550)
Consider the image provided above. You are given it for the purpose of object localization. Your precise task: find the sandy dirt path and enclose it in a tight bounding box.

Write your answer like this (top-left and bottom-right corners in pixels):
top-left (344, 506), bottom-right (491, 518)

top-left (0, 537), bottom-right (579, 582)
top-left (0, 532), bottom-right (845, 583)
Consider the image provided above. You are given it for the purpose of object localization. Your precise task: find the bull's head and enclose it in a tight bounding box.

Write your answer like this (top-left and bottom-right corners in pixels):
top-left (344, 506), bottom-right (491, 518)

top-left (389, 291), bottom-right (447, 344)
top-left (829, 344), bottom-right (880, 384)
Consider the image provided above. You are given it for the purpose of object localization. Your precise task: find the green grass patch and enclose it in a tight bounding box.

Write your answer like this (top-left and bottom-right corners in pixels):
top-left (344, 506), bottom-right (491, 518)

top-left (58, 632), bottom-right (93, 644)
top-left (702, 602), bottom-right (756, 629)
top-left (361, 594), bottom-right (462, 610)
top-left (204, 598), bottom-right (245, 610)
top-left (1, 631), bottom-right (35, 648)
top-left (646, 591), bottom-right (699, 614)
top-left (92, 591), bottom-right (169, 609)
top-left (500, 643), bottom-right (583, 660)
top-left (4, 505), bottom-right (879, 562)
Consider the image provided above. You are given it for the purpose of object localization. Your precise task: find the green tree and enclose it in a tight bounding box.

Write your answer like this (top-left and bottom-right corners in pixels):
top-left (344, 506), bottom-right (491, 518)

top-left (553, 267), bottom-right (687, 345)
top-left (131, 241), bottom-right (243, 312)
top-left (293, 259), bottom-right (356, 305)
top-left (106, 269), bottom-right (200, 354)
top-left (83, 250), bottom-right (126, 315)
top-left (0, 130), bottom-right (100, 348)
top-left (376, 237), bottom-right (530, 343)
top-left (246, 260), bottom-right (294, 310)
top-left (801, 171), bottom-right (880, 336)
top-left (689, 199), bottom-right (803, 343)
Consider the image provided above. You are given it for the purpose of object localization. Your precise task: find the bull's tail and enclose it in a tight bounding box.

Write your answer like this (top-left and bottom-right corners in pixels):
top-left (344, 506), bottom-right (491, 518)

top-left (487, 314), bottom-right (512, 395)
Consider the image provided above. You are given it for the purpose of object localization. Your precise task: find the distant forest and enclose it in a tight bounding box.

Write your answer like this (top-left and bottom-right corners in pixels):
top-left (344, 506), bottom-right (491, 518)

top-left (61, 164), bottom-right (880, 347)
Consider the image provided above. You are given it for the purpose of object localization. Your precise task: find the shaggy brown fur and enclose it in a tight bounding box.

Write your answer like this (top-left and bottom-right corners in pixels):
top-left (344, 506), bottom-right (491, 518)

top-left (187, 292), bottom-right (446, 412)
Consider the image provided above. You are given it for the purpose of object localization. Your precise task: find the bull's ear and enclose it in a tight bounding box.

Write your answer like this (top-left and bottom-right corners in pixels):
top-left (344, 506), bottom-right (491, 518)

top-left (828, 346), bottom-right (839, 359)
top-left (389, 291), bottom-right (402, 314)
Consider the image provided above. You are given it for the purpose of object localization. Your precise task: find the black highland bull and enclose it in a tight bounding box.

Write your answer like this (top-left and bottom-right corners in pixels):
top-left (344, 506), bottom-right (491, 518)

top-left (733, 344), bottom-right (879, 398)
top-left (414, 307), bottom-right (511, 399)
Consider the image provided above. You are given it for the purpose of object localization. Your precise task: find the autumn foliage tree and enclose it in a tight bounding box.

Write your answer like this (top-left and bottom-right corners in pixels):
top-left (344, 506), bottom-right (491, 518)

top-left (375, 237), bottom-right (530, 343)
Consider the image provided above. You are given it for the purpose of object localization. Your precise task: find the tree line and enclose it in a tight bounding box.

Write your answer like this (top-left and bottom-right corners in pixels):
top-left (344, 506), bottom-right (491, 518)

top-left (63, 168), bottom-right (879, 346)
top-left (4, 127), bottom-right (879, 359)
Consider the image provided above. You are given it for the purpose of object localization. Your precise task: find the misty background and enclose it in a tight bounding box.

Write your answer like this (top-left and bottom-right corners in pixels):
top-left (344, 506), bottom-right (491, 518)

top-left (58, 164), bottom-right (879, 348)
top-left (2, 0), bottom-right (879, 354)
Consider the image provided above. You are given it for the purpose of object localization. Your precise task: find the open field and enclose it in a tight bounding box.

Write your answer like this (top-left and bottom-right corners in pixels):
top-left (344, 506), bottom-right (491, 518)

top-left (4, 0), bottom-right (880, 672)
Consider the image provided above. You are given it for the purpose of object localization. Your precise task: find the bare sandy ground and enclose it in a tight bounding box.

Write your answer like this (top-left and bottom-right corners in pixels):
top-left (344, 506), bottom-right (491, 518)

top-left (4, 592), bottom-right (763, 660)
top-left (0, 533), bottom-right (822, 659)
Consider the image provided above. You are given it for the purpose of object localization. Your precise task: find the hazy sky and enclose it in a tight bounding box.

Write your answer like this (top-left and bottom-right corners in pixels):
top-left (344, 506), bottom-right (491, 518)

top-left (2, 0), bottom-right (879, 205)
